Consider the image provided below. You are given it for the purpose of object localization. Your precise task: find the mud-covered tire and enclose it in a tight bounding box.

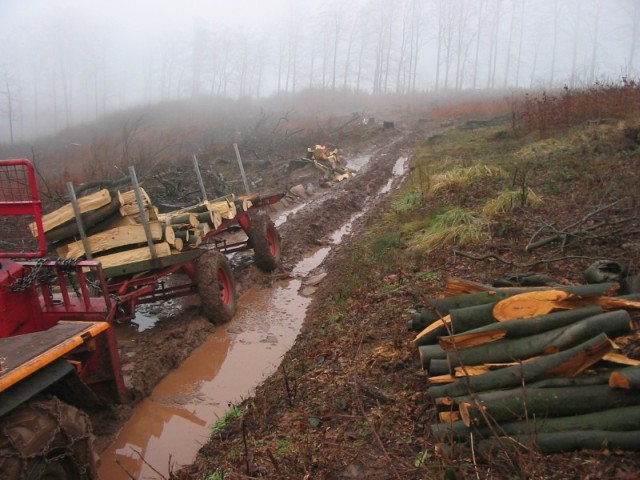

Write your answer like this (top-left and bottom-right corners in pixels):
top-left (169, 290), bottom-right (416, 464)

top-left (196, 250), bottom-right (237, 324)
top-left (0, 396), bottom-right (97, 480)
top-left (247, 211), bottom-right (281, 272)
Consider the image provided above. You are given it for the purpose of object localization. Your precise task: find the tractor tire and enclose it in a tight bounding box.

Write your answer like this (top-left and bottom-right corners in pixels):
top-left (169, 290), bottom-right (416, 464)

top-left (247, 211), bottom-right (281, 272)
top-left (196, 250), bottom-right (237, 324)
top-left (0, 395), bottom-right (97, 480)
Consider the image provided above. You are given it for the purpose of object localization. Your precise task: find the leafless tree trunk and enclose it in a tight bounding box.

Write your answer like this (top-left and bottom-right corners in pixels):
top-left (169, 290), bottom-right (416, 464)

top-left (627, 0), bottom-right (639, 76)
top-left (472, 0), bottom-right (484, 89)
top-left (589, 0), bottom-right (601, 83)
top-left (550, 0), bottom-right (560, 86)
top-left (570, 0), bottom-right (582, 87)
top-left (514, 0), bottom-right (525, 88)
top-left (503, 0), bottom-right (516, 88)
top-left (0, 72), bottom-right (16, 144)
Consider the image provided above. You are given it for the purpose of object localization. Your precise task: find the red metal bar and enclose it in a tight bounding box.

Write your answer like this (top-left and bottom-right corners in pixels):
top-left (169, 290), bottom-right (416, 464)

top-left (0, 159), bottom-right (47, 258)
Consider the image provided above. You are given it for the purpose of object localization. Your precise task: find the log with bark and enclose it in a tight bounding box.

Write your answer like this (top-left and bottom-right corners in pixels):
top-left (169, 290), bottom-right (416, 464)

top-left (439, 305), bottom-right (604, 351)
top-left (458, 383), bottom-right (640, 427)
top-left (426, 334), bottom-right (613, 398)
top-left (444, 310), bottom-right (631, 368)
top-left (56, 221), bottom-right (164, 258)
top-left (93, 242), bottom-right (172, 269)
top-left (609, 366), bottom-right (640, 390)
top-left (30, 188), bottom-right (112, 235)
top-left (478, 430), bottom-right (640, 455)
top-left (431, 405), bottom-right (640, 443)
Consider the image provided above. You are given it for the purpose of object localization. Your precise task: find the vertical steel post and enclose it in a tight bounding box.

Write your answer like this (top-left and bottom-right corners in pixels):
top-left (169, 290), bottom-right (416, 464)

top-left (192, 154), bottom-right (208, 202)
top-left (233, 143), bottom-right (251, 195)
top-left (67, 182), bottom-right (93, 260)
top-left (128, 166), bottom-right (157, 258)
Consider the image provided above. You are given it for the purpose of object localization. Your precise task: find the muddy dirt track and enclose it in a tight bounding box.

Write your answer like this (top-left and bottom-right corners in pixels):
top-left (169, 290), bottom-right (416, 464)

top-left (91, 125), bottom-right (422, 461)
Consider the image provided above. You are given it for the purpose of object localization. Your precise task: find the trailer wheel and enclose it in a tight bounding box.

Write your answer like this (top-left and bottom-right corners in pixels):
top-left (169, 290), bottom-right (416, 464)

top-left (0, 396), bottom-right (97, 480)
top-left (247, 211), bottom-right (281, 272)
top-left (196, 250), bottom-right (237, 324)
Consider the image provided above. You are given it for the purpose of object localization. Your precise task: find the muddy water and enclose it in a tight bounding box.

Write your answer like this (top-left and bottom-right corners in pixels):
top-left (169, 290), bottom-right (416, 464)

top-left (99, 276), bottom-right (312, 478)
top-left (98, 153), bottom-right (409, 479)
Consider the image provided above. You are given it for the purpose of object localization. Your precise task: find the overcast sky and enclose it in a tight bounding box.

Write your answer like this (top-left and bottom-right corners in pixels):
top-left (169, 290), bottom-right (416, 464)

top-left (0, 0), bottom-right (638, 142)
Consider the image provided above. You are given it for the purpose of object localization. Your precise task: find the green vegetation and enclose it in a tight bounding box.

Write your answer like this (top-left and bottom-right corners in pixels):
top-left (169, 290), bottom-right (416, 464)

top-left (211, 405), bottom-right (245, 435)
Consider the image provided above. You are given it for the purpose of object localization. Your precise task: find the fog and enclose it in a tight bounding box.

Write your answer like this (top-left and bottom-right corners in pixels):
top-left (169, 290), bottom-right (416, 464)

top-left (0, 0), bottom-right (638, 142)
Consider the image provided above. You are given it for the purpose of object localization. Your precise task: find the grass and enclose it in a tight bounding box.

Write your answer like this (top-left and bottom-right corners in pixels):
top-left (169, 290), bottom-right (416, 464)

top-left (211, 405), bottom-right (245, 435)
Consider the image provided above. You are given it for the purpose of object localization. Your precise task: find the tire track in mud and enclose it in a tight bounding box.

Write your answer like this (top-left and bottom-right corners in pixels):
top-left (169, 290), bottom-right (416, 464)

top-left (92, 127), bottom-right (418, 461)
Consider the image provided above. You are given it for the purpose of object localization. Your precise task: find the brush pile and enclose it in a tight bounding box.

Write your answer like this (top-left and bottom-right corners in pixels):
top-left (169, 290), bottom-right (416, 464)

top-left (410, 277), bottom-right (640, 455)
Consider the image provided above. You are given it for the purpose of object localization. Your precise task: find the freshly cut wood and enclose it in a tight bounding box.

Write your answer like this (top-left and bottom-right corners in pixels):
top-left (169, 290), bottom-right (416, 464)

top-left (197, 222), bottom-right (211, 236)
top-left (443, 277), bottom-right (494, 296)
top-left (440, 330), bottom-right (508, 351)
top-left (493, 290), bottom-right (572, 320)
top-left (164, 225), bottom-right (176, 245)
top-left (31, 189), bottom-right (112, 234)
top-left (445, 310), bottom-right (630, 368)
top-left (118, 188), bottom-right (152, 216)
top-left (173, 237), bottom-right (184, 251)
top-left (127, 205), bottom-right (159, 223)
top-left (57, 221), bottom-right (163, 258)
top-left (414, 302), bottom-right (497, 346)
top-left (478, 430), bottom-right (640, 455)
top-left (439, 306), bottom-right (603, 351)
top-left (427, 334), bottom-right (613, 398)
top-left (168, 213), bottom-right (199, 228)
top-left (439, 411), bottom-right (460, 422)
top-left (428, 374), bottom-right (458, 384)
top-left (208, 198), bottom-right (237, 219)
top-left (44, 197), bottom-right (121, 244)
top-left (459, 384), bottom-right (640, 427)
top-left (94, 242), bottom-right (171, 269)
top-left (492, 283), bottom-right (621, 321)
top-left (595, 296), bottom-right (640, 310)
top-left (210, 210), bottom-right (222, 228)
top-left (609, 366), bottom-right (640, 390)
top-left (414, 314), bottom-right (451, 346)
top-left (602, 352), bottom-right (640, 366)
top-left (453, 362), bottom-right (521, 377)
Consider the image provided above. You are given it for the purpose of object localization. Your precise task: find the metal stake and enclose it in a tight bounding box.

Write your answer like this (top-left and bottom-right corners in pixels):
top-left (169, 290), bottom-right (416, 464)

top-left (67, 182), bottom-right (93, 260)
top-left (128, 166), bottom-right (157, 259)
top-left (233, 143), bottom-right (251, 195)
top-left (192, 154), bottom-right (208, 202)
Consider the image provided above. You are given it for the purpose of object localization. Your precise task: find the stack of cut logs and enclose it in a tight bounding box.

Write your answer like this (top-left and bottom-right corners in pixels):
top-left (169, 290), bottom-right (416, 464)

top-left (411, 277), bottom-right (640, 454)
top-left (30, 187), bottom-right (251, 270)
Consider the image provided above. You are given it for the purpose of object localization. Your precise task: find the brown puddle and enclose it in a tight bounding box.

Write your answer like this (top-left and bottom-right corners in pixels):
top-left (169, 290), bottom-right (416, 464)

top-left (99, 276), bottom-right (312, 479)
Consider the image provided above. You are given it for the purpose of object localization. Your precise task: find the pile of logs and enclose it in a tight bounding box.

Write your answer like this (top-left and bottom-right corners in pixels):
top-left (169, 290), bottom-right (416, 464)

top-left (306, 145), bottom-right (355, 182)
top-left (31, 187), bottom-right (250, 271)
top-left (411, 277), bottom-right (640, 455)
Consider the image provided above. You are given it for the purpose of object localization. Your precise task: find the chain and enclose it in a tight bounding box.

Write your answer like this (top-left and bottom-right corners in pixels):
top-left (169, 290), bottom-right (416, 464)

top-left (57, 258), bottom-right (81, 297)
top-left (7, 258), bottom-right (81, 296)
top-left (6, 258), bottom-right (53, 293)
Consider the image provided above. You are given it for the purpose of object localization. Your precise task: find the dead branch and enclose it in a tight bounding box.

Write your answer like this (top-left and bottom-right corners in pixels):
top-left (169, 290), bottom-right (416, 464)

top-left (453, 249), bottom-right (606, 268)
top-left (526, 201), bottom-right (638, 252)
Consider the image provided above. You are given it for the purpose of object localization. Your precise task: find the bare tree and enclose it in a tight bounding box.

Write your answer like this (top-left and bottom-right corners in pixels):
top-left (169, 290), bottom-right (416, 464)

top-left (569, 0), bottom-right (582, 87)
top-left (0, 70), bottom-right (18, 144)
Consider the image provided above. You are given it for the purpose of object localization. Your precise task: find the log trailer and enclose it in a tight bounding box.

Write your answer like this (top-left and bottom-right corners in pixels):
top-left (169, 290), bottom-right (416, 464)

top-left (0, 158), bottom-right (283, 479)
